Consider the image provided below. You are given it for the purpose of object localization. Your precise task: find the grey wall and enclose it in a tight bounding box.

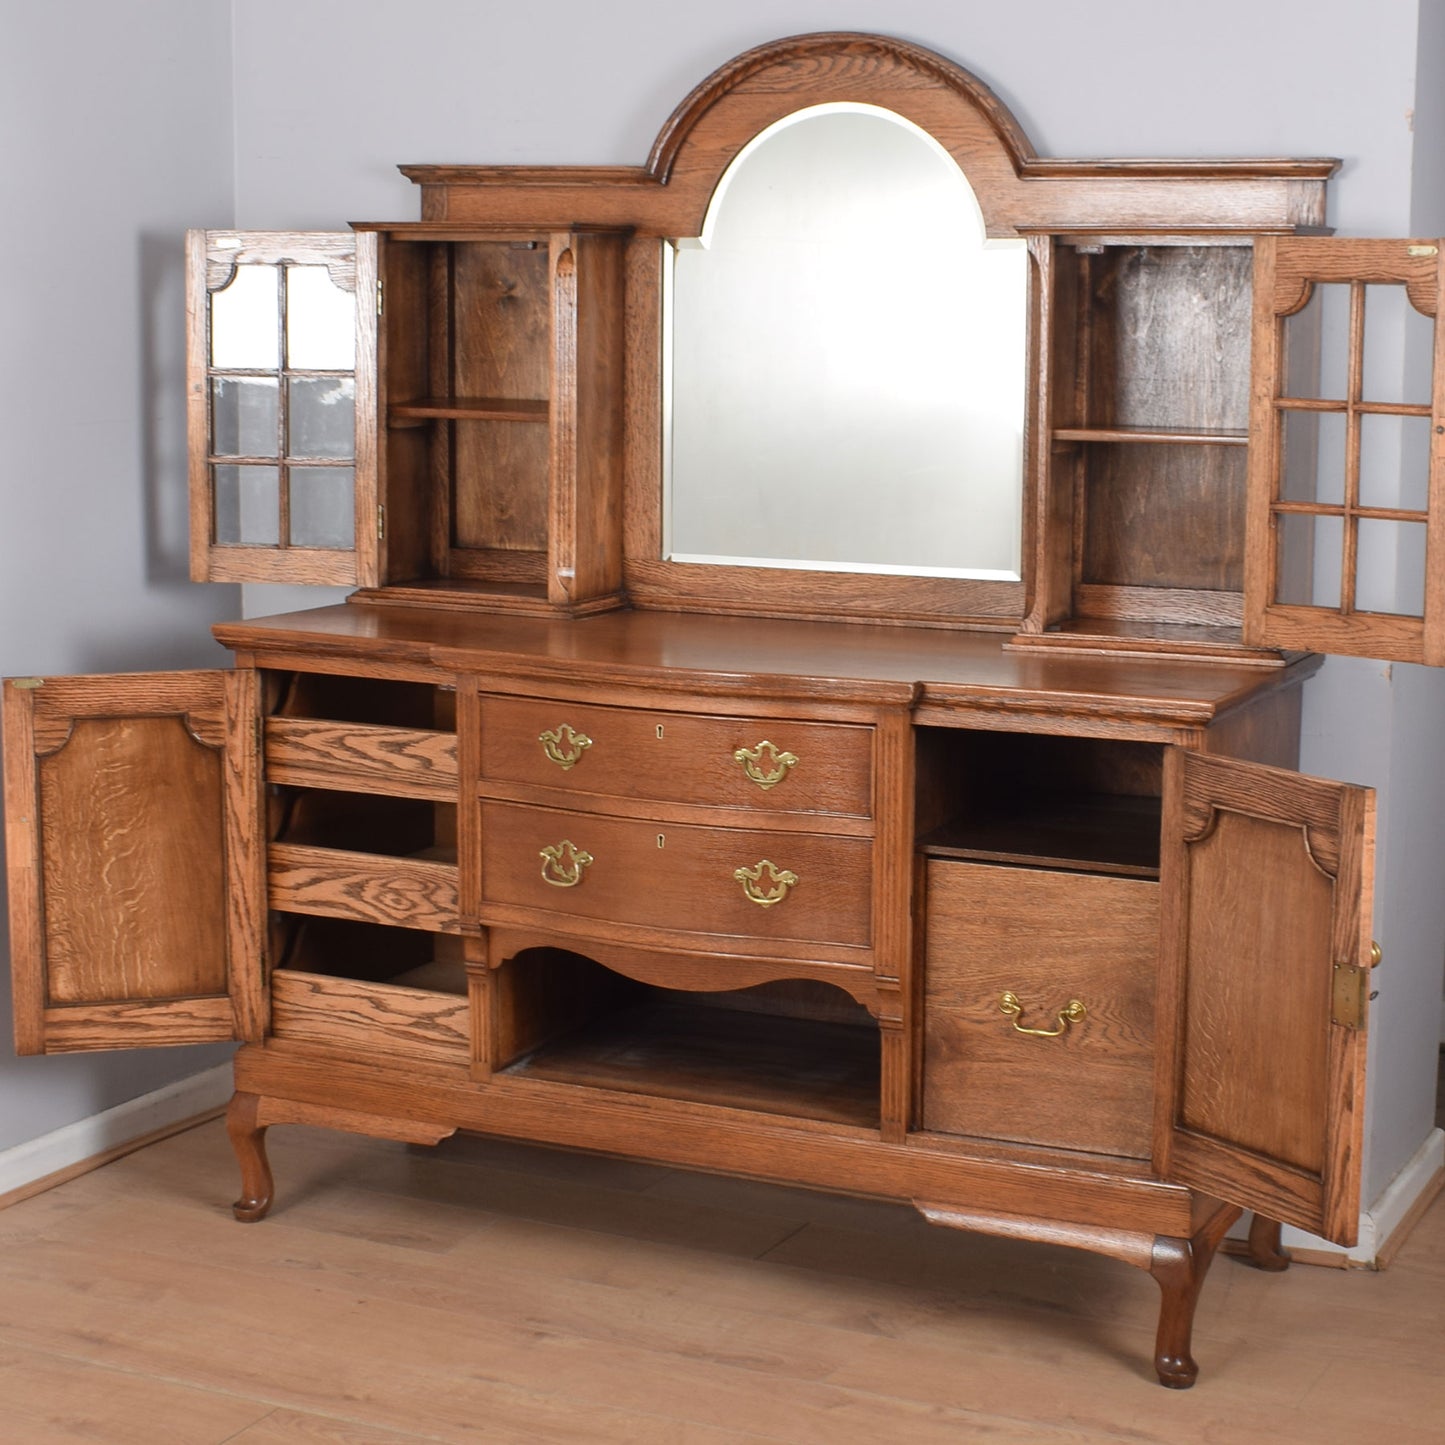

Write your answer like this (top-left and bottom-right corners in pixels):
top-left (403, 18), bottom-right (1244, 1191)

top-left (0, 0), bottom-right (240, 1153)
top-left (5, 0), bottom-right (1442, 1210)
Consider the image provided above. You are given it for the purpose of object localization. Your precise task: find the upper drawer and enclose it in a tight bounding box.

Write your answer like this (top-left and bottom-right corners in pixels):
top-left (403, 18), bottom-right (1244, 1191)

top-left (479, 696), bottom-right (872, 818)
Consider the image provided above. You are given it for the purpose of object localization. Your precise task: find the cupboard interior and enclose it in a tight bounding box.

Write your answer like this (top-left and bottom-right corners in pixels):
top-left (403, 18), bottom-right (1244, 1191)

top-left (916, 729), bottom-right (1164, 877)
top-left (269, 671), bottom-right (457, 731)
top-left (1046, 242), bottom-right (1254, 642)
top-left (271, 915), bottom-right (468, 995)
top-left (380, 236), bottom-right (554, 591)
top-left (492, 948), bottom-right (882, 1127)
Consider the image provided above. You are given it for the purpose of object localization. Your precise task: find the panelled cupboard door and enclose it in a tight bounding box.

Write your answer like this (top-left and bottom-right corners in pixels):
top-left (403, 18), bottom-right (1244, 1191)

top-left (1246, 235), bottom-right (1445, 663)
top-left (186, 230), bottom-right (379, 588)
top-left (2, 670), bottom-right (264, 1054)
top-left (1155, 750), bottom-right (1375, 1245)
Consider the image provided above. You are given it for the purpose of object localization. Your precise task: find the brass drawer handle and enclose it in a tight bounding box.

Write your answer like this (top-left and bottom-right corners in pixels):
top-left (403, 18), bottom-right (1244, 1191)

top-left (999, 992), bottom-right (1086, 1039)
top-left (734, 859), bottom-right (798, 907)
top-left (539, 839), bottom-right (593, 888)
top-left (539, 724), bottom-right (592, 770)
top-left (733, 740), bottom-right (798, 791)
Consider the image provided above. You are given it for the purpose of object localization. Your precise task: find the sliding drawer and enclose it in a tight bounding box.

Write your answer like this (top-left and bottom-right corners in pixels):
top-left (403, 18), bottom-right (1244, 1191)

top-left (265, 717), bottom-right (458, 800)
top-left (480, 801), bottom-right (872, 949)
top-left (922, 859), bottom-right (1158, 1159)
top-left (480, 696), bottom-right (872, 818)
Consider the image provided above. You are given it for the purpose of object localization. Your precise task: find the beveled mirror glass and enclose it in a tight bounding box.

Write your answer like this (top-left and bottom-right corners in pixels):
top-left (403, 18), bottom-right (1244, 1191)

top-left (666, 103), bottom-right (1028, 579)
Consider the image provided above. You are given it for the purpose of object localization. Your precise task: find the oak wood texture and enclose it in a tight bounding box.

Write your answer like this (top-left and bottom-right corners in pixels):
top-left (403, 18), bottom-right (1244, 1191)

top-left (1246, 235), bottom-right (1445, 663)
top-left (478, 800), bottom-right (873, 953)
top-left (264, 717), bottom-right (457, 799)
top-left (479, 693), bottom-right (873, 818)
top-left (3, 670), bottom-right (263, 1054)
top-left (922, 861), bottom-right (1159, 1158)
top-left (1155, 749), bottom-right (1375, 1243)
top-left (269, 968), bottom-right (469, 1068)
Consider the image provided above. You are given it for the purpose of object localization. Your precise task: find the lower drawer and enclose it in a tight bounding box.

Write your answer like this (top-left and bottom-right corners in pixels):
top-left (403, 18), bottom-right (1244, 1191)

top-left (480, 801), bottom-right (872, 950)
top-left (922, 859), bottom-right (1158, 1159)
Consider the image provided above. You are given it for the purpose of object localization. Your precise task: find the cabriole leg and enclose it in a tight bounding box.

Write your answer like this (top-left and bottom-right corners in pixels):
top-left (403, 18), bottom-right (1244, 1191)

top-left (225, 1091), bottom-right (273, 1223)
top-left (1149, 1206), bottom-right (1240, 1388)
top-left (1243, 1212), bottom-right (1292, 1272)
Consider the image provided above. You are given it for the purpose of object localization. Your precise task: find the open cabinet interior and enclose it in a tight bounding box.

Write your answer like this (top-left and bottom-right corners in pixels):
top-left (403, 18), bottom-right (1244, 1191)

top-left (489, 947), bottom-right (881, 1128)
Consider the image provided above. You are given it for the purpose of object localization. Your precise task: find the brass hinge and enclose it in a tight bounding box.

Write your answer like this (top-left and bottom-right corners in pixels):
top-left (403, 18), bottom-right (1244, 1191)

top-left (377, 504), bottom-right (386, 540)
top-left (376, 279), bottom-right (384, 316)
top-left (1332, 942), bottom-right (1382, 1031)
top-left (1407, 244), bottom-right (1439, 257)
top-left (11, 677), bottom-right (44, 689)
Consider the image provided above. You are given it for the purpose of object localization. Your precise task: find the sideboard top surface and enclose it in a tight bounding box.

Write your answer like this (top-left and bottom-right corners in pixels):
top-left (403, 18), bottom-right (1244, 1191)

top-left (214, 605), bottom-right (1317, 730)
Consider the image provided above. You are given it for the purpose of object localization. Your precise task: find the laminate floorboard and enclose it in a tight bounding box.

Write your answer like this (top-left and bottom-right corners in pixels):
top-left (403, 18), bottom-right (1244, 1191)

top-left (1, 1117), bottom-right (1442, 1443)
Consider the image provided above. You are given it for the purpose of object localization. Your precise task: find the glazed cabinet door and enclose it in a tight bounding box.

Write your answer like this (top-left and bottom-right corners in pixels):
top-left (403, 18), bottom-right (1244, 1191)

top-left (186, 230), bottom-right (379, 587)
top-left (1246, 236), bottom-right (1444, 663)
top-left (1155, 750), bottom-right (1375, 1245)
top-left (2, 670), bottom-right (264, 1053)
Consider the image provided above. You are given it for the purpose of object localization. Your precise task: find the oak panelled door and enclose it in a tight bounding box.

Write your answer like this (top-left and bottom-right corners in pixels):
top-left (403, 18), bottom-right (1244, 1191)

top-left (2, 671), bottom-right (263, 1054)
top-left (1155, 749), bottom-right (1375, 1245)
top-left (1247, 235), bottom-right (1445, 663)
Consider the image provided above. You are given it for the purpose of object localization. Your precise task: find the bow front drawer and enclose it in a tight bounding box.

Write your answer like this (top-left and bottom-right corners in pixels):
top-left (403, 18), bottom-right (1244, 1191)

top-left (479, 801), bottom-right (872, 951)
top-left (479, 696), bottom-right (872, 818)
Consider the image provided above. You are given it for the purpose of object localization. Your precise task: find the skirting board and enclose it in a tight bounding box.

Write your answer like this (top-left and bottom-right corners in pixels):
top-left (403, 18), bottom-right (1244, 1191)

top-left (0, 1063), bottom-right (233, 1205)
top-left (1229, 1126), bottom-right (1445, 1269)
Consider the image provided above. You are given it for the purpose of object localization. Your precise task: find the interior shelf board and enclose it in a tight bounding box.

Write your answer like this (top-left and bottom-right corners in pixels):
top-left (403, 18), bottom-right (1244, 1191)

top-left (1051, 425), bottom-right (1248, 446)
top-left (388, 396), bottom-right (550, 423)
top-left (503, 1000), bottom-right (881, 1128)
top-left (919, 792), bottom-right (1162, 878)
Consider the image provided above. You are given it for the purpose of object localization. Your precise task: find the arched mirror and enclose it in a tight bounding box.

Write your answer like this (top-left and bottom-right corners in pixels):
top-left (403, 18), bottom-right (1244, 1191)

top-left (665, 103), bottom-right (1029, 581)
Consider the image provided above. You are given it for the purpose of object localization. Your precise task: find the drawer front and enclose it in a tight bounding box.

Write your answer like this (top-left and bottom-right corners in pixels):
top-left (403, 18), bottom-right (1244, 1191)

top-left (480, 696), bottom-right (872, 818)
top-left (265, 718), bottom-right (457, 799)
top-left (269, 843), bottom-right (460, 932)
top-left (922, 860), bottom-right (1157, 1159)
top-left (481, 802), bottom-right (872, 948)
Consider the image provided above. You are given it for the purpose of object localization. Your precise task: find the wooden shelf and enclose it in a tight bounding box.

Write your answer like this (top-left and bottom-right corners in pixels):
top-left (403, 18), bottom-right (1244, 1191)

top-left (504, 999), bottom-right (881, 1127)
top-left (919, 792), bottom-right (1162, 878)
top-left (388, 396), bottom-right (549, 424)
top-left (1052, 425), bottom-right (1248, 446)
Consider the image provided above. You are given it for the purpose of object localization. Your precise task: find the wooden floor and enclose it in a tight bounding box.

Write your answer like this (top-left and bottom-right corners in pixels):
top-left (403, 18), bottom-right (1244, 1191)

top-left (2, 1117), bottom-right (1443, 1443)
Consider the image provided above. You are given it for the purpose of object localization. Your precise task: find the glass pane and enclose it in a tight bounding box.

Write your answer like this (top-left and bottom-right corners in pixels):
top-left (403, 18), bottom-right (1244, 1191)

top-left (290, 466), bottom-right (355, 548)
top-left (213, 465), bottom-right (280, 545)
top-left (211, 264), bottom-right (279, 370)
top-left (288, 376), bottom-right (355, 459)
top-left (286, 265), bottom-right (355, 370)
top-left (1281, 409), bottom-right (1345, 505)
top-left (668, 104), bottom-right (1026, 580)
top-left (1362, 282), bottom-right (1434, 407)
top-left (1360, 412), bottom-right (1432, 512)
top-left (1281, 282), bottom-right (1349, 401)
top-left (212, 377), bottom-right (279, 458)
top-left (1276, 511), bottom-right (1342, 609)
top-left (1357, 517), bottom-right (1427, 616)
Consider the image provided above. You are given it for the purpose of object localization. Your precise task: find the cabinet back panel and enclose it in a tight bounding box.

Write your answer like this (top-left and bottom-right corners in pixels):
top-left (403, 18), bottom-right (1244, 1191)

top-left (451, 243), bottom-right (551, 402)
top-left (1081, 443), bottom-right (1246, 592)
top-left (40, 717), bottom-right (228, 1004)
top-left (452, 418), bottom-right (549, 553)
top-left (1085, 247), bottom-right (1252, 432)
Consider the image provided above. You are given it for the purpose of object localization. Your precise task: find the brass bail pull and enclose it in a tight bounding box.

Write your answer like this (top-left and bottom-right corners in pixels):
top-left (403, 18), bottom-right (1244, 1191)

top-left (999, 991), bottom-right (1086, 1039)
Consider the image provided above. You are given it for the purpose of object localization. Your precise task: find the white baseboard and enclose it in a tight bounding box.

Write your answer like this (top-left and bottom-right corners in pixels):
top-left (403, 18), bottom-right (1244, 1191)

top-left (0, 1063), bottom-right (233, 1199)
top-left (1274, 1126), bottom-right (1445, 1267)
